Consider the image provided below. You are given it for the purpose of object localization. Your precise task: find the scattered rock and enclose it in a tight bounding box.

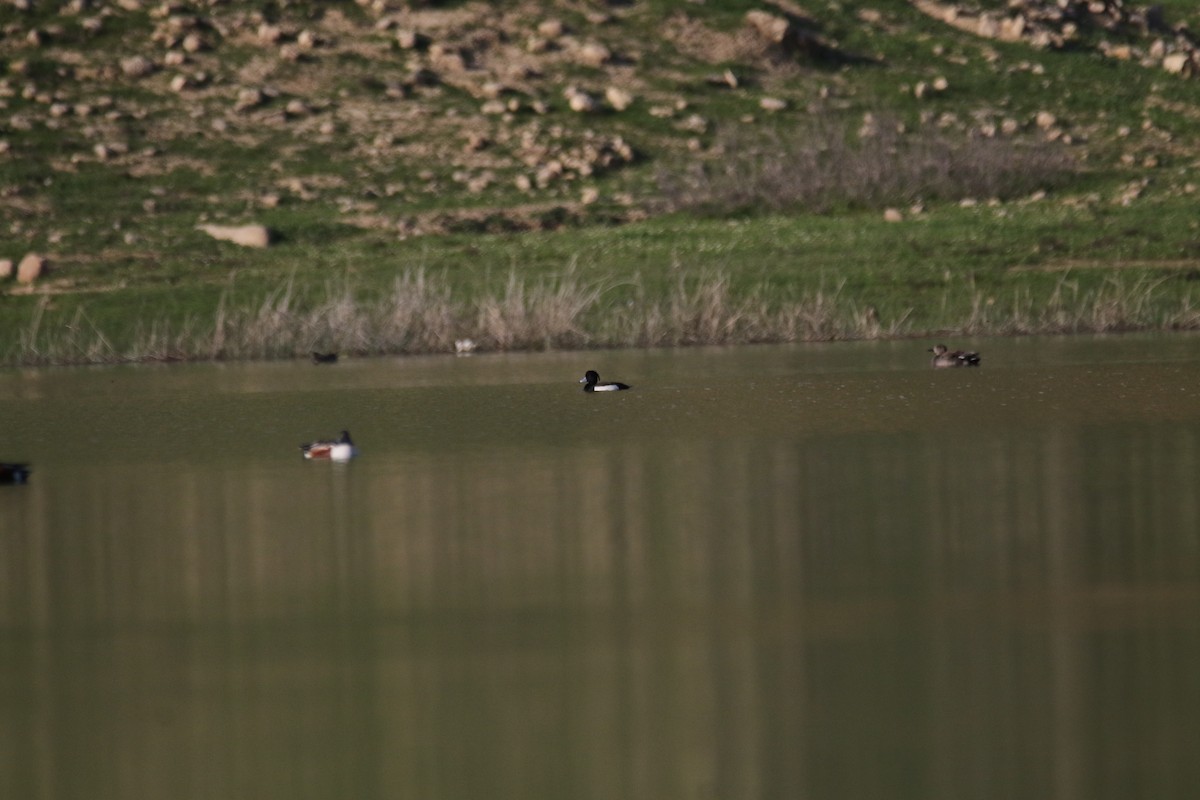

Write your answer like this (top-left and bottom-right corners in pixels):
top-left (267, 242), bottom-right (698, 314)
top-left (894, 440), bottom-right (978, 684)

top-left (197, 224), bottom-right (272, 248)
top-left (235, 87), bottom-right (267, 112)
top-left (575, 41), bottom-right (612, 67)
top-left (564, 86), bottom-right (597, 113)
top-left (745, 10), bottom-right (793, 46)
top-left (605, 86), bottom-right (634, 111)
top-left (17, 253), bottom-right (45, 284)
top-left (0, 259), bottom-right (12, 280)
top-left (1164, 52), bottom-right (1192, 75)
top-left (759, 97), bottom-right (787, 112)
top-left (395, 29), bottom-right (428, 50)
top-left (258, 23), bottom-right (283, 44)
top-left (181, 32), bottom-right (205, 53)
top-left (884, 208), bottom-right (903, 222)
top-left (297, 30), bottom-right (321, 50)
top-left (913, 0), bottom-right (1200, 76)
top-left (537, 19), bottom-right (566, 39)
top-left (120, 55), bottom-right (156, 78)
top-left (743, 8), bottom-right (833, 59)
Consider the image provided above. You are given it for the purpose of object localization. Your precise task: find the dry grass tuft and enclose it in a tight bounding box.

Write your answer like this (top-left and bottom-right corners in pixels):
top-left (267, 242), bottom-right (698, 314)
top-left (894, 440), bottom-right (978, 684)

top-left (7, 270), bottom-right (1200, 366)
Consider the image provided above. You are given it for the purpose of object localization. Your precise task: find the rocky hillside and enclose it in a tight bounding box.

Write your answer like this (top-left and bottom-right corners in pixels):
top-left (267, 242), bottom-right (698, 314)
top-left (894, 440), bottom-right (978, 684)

top-left (2, 0), bottom-right (1200, 284)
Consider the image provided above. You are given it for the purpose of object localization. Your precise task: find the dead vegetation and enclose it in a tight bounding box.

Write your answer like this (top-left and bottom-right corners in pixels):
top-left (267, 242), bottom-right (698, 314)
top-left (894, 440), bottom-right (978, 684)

top-left (10, 268), bottom-right (1200, 366)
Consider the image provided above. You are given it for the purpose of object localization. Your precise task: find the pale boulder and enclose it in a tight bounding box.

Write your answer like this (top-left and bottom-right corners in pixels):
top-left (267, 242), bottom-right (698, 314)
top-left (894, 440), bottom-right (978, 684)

top-left (17, 253), bottom-right (46, 283)
top-left (197, 224), bottom-right (273, 248)
top-left (1163, 53), bottom-right (1191, 75)
top-left (605, 86), bottom-right (634, 111)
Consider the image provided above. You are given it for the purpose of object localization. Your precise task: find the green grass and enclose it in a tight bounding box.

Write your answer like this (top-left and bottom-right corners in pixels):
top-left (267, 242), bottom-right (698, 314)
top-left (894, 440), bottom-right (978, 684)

top-left (3, 0), bottom-right (1200, 363)
top-left (5, 193), bottom-right (1200, 364)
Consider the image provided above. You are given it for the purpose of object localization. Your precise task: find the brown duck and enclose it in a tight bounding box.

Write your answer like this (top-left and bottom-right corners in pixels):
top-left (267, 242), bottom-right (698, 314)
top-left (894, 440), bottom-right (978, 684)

top-left (928, 344), bottom-right (981, 368)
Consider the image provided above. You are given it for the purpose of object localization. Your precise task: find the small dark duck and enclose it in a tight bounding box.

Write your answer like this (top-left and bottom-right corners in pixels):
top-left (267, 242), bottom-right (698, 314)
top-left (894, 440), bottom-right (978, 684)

top-left (311, 351), bottom-right (339, 364)
top-left (928, 344), bottom-right (982, 368)
top-left (580, 370), bottom-right (630, 392)
top-left (0, 462), bottom-right (32, 485)
top-left (300, 430), bottom-right (357, 462)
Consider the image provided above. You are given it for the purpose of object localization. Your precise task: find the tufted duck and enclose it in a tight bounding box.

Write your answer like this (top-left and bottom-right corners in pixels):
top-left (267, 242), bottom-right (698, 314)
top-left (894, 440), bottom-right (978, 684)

top-left (580, 370), bottom-right (631, 392)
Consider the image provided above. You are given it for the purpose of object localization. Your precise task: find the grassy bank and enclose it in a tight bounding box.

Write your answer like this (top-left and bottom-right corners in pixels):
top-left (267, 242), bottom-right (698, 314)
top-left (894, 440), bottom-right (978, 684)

top-left (3, 0), bottom-right (1200, 364)
top-left (7, 196), bottom-right (1200, 365)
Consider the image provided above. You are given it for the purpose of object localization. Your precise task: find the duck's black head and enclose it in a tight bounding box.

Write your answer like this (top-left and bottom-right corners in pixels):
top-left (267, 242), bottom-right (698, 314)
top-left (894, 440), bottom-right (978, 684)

top-left (580, 370), bottom-right (600, 386)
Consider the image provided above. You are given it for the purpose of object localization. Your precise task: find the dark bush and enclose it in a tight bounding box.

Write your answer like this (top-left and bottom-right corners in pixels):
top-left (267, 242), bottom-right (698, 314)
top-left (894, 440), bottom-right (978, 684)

top-left (657, 115), bottom-right (1077, 215)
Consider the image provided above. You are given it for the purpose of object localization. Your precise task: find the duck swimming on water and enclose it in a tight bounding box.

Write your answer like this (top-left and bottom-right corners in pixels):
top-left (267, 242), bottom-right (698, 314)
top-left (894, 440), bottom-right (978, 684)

top-left (0, 463), bottom-right (31, 485)
top-left (928, 344), bottom-right (981, 368)
top-left (580, 370), bottom-right (630, 392)
top-left (300, 430), bottom-right (357, 461)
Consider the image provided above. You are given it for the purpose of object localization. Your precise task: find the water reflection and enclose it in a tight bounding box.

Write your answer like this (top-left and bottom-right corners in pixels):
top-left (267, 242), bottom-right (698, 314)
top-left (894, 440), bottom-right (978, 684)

top-left (2, 338), bottom-right (1199, 800)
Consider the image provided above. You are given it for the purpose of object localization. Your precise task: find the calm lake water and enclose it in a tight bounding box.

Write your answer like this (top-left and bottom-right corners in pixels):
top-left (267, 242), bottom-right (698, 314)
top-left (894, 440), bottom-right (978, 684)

top-left (2, 336), bottom-right (1199, 800)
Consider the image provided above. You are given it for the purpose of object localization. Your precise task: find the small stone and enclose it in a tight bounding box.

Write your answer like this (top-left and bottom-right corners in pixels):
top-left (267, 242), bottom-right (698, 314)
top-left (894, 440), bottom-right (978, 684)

top-left (0, 259), bottom-right (12, 280)
top-left (537, 19), bottom-right (565, 38)
top-left (883, 208), bottom-right (903, 222)
top-left (120, 55), bottom-right (156, 78)
top-left (197, 224), bottom-right (272, 248)
top-left (581, 186), bottom-right (600, 205)
top-left (605, 86), bottom-right (633, 111)
top-left (1163, 53), bottom-right (1191, 75)
top-left (1035, 111), bottom-right (1057, 130)
top-left (759, 97), bottom-right (786, 112)
top-left (235, 87), bottom-right (266, 112)
top-left (17, 252), bottom-right (45, 284)
top-left (395, 29), bottom-right (426, 50)
top-left (575, 42), bottom-right (611, 67)
top-left (745, 10), bottom-right (792, 45)
top-left (565, 88), bottom-right (597, 113)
